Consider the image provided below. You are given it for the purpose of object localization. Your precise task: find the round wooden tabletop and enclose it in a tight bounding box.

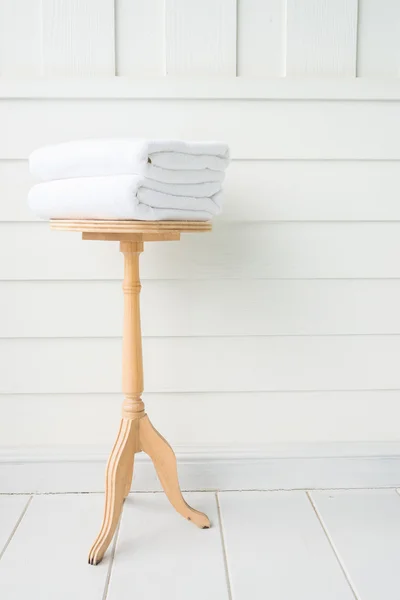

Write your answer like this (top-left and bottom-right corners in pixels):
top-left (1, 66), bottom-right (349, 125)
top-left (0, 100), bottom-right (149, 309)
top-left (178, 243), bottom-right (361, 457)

top-left (50, 219), bottom-right (212, 234)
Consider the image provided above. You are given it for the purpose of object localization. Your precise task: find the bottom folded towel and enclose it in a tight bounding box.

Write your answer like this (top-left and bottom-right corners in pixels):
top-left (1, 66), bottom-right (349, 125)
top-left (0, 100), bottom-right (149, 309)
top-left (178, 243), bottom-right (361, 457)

top-left (28, 175), bottom-right (221, 221)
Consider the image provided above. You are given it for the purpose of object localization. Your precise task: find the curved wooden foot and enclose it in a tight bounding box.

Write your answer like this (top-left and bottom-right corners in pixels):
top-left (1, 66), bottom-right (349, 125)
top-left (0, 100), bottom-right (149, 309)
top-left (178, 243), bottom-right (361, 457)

top-left (139, 415), bottom-right (211, 529)
top-left (88, 418), bottom-right (137, 565)
top-left (124, 453), bottom-right (135, 499)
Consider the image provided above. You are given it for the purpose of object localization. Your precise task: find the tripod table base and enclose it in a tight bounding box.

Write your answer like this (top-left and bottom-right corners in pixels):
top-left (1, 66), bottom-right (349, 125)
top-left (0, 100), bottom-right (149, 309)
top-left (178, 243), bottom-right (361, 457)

top-left (88, 413), bottom-right (210, 566)
top-left (49, 220), bottom-right (213, 566)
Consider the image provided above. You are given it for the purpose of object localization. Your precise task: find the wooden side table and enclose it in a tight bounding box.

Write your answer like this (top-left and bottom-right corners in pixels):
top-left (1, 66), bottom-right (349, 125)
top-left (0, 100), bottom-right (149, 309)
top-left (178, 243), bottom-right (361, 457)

top-left (50, 219), bottom-right (212, 565)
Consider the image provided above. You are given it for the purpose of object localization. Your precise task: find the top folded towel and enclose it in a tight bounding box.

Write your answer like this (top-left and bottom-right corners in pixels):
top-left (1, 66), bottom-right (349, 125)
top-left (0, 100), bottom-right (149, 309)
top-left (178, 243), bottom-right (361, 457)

top-left (30, 138), bottom-right (230, 183)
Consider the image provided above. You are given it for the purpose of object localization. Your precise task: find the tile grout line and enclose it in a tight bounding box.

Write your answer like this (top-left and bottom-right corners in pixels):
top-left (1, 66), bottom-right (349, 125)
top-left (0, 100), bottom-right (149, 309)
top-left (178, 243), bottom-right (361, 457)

top-left (306, 491), bottom-right (360, 600)
top-left (216, 492), bottom-right (233, 600)
top-left (0, 495), bottom-right (33, 562)
top-left (101, 514), bottom-right (122, 600)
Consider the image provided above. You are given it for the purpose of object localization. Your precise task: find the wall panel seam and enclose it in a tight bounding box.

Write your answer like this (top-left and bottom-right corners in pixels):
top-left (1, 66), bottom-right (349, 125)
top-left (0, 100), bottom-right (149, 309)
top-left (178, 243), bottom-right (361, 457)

top-left (2, 333), bottom-right (400, 340)
top-left (2, 389), bottom-right (400, 397)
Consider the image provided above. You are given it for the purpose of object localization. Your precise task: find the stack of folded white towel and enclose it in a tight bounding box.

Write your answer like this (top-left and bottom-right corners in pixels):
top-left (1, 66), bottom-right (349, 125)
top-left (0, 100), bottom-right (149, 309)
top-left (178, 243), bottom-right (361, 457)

top-left (28, 139), bottom-right (230, 221)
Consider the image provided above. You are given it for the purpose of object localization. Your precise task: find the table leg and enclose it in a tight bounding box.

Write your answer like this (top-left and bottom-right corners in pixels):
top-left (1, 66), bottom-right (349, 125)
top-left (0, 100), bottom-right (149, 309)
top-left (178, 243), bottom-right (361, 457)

top-left (88, 240), bottom-right (210, 565)
top-left (88, 417), bottom-right (138, 565)
top-left (140, 415), bottom-right (210, 528)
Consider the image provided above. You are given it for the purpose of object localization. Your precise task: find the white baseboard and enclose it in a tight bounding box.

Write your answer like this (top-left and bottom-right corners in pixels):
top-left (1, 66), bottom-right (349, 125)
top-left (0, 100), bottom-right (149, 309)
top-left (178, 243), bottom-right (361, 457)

top-left (1, 443), bottom-right (400, 493)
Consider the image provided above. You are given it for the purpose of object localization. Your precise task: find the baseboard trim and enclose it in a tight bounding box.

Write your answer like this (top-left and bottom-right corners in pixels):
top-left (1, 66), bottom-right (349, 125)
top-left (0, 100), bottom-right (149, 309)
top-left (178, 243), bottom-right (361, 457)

top-left (1, 443), bottom-right (400, 493)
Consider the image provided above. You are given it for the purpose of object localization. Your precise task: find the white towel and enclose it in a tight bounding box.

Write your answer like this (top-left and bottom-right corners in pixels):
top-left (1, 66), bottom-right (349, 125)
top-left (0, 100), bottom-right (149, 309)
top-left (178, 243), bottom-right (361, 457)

top-left (28, 175), bottom-right (221, 221)
top-left (29, 138), bottom-right (229, 182)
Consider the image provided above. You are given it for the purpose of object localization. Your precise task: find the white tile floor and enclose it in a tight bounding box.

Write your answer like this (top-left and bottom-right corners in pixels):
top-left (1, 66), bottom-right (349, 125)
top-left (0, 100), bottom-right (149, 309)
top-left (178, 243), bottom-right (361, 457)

top-left (1, 489), bottom-right (400, 599)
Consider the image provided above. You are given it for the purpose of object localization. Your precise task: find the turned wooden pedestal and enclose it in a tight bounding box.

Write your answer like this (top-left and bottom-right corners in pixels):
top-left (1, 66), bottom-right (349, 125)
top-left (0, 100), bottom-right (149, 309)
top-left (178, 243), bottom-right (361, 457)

top-left (50, 219), bottom-right (212, 565)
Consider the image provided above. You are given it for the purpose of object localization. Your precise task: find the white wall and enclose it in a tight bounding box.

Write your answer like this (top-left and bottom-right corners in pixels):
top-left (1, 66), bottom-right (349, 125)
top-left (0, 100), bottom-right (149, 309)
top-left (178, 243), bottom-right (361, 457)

top-left (1, 0), bottom-right (400, 452)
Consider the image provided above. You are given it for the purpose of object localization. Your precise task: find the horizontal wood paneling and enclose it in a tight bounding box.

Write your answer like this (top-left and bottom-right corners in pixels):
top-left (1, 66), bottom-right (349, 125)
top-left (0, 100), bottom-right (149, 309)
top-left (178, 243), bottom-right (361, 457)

top-left (6, 159), bottom-right (400, 223)
top-left (237, 0), bottom-right (284, 76)
top-left (2, 100), bottom-right (400, 159)
top-left (0, 160), bottom-right (36, 221)
top-left (165, 0), bottom-right (236, 75)
top-left (2, 279), bottom-right (400, 338)
top-left (0, 0), bottom-right (42, 77)
top-left (41, 0), bottom-right (115, 76)
top-left (1, 335), bottom-right (399, 394)
top-left (2, 222), bottom-right (400, 280)
top-left (223, 160), bottom-right (400, 221)
top-left (116, 0), bottom-right (165, 76)
top-left (2, 390), bottom-right (400, 446)
top-left (0, 2), bottom-right (399, 454)
top-left (357, 0), bottom-right (400, 77)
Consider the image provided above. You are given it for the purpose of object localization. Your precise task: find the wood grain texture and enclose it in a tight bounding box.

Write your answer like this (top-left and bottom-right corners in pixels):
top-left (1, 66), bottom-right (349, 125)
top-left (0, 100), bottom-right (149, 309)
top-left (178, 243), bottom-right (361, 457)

top-left (0, 495), bottom-right (111, 599)
top-left (165, 0), bottom-right (236, 75)
top-left (51, 220), bottom-right (212, 233)
top-left (41, 0), bottom-right (115, 76)
top-left (87, 417), bottom-right (138, 565)
top-left (139, 415), bottom-right (210, 527)
top-left (82, 232), bottom-right (181, 242)
top-left (107, 493), bottom-right (228, 600)
top-left (221, 160), bottom-right (400, 222)
top-left (357, 0), bottom-right (400, 77)
top-left (88, 413), bottom-right (210, 565)
top-left (2, 335), bottom-right (400, 394)
top-left (0, 0), bottom-right (42, 76)
top-left (219, 491), bottom-right (354, 599)
top-left (120, 242), bottom-right (144, 406)
top-left (6, 159), bottom-right (400, 223)
top-left (286, 0), bottom-right (358, 76)
top-left (3, 279), bottom-right (400, 338)
top-left (0, 160), bottom-right (36, 221)
top-left (3, 99), bottom-right (400, 160)
top-left (89, 241), bottom-right (209, 565)
top-left (310, 489), bottom-right (400, 600)
top-left (237, 0), bottom-right (285, 76)
top-left (116, 0), bottom-right (165, 76)
top-left (1, 0), bottom-right (400, 459)
top-left (3, 390), bottom-right (400, 447)
top-left (4, 222), bottom-right (400, 280)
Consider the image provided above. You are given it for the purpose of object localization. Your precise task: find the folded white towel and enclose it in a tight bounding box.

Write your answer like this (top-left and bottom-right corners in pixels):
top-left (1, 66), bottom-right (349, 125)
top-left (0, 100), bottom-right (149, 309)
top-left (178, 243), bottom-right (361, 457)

top-left (29, 138), bottom-right (229, 182)
top-left (28, 175), bottom-right (221, 221)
